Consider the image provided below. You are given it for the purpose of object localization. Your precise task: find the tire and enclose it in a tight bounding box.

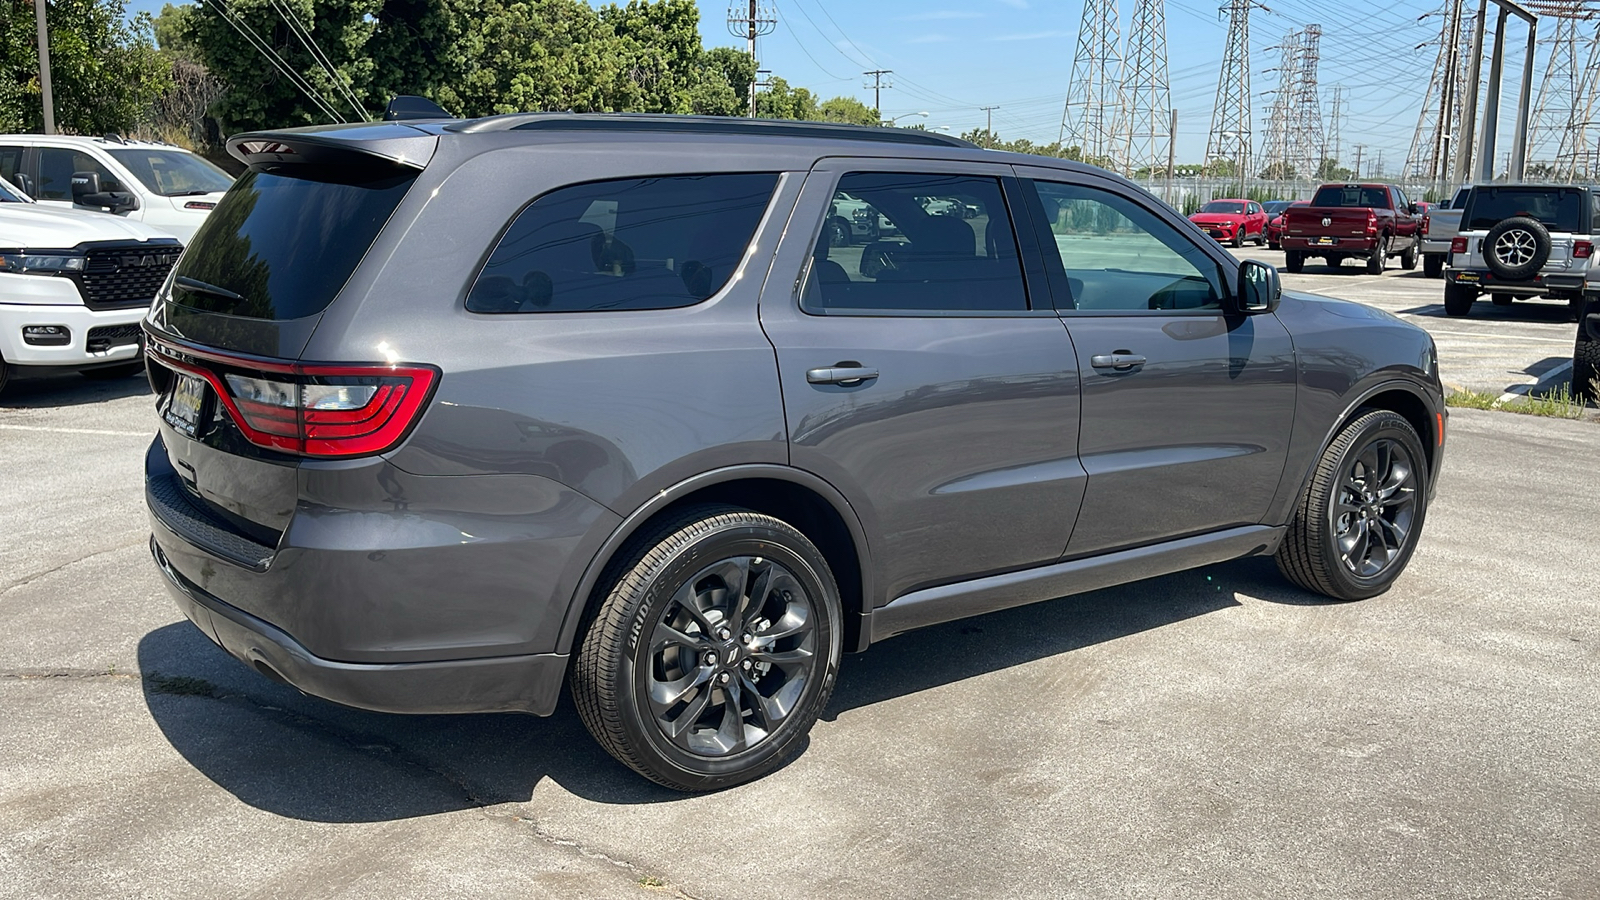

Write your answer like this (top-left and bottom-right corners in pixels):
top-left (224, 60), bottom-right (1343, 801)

top-left (1366, 236), bottom-right (1389, 274)
top-left (1423, 254), bottom-right (1444, 278)
top-left (1232, 228), bottom-right (1245, 248)
top-left (1482, 216), bottom-right (1551, 281)
top-left (1491, 293), bottom-right (1513, 307)
top-left (1576, 332), bottom-right (1600, 401)
top-left (824, 218), bottom-right (851, 248)
top-left (1401, 241), bottom-right (1418, 270)
top-left (0, 360), bottom-right (10, 397)
top-left (80, 362), bottom-right (145, 380)
top-left (1285, 250), bottom-right (1303, 273)
top-left (572, 505), bottom-right (843, 791)
top-left (1443, 281), bottom-right (1476, 316)
top-left (1275, 409), bottom-right (1430, 601)
top-left (1269, 240), bottom-right (1280, 251)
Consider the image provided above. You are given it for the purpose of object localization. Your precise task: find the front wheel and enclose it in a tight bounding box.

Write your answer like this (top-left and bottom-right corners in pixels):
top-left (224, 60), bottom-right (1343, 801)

top-left (1232, 228), bottom-right (1245, 248)
top-left (573, 505), bottom-right (843, 791)
top-left (1576, 332), bottom-right (1599, 401)
top-left (824, 218), bottom-right (851, 248)
top-left (1275, 409), bottom-right (1429, 601)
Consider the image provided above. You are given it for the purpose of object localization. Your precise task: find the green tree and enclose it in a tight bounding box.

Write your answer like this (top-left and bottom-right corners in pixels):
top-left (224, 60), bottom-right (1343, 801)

top-left (816, 95), bottom-right (875, 126)
top-left (1314, 157), bottom-right (1352, 181)
top-left (2, 0), bottom-right (170, 134)
top-left (755, 76), bottom-right (816, 120)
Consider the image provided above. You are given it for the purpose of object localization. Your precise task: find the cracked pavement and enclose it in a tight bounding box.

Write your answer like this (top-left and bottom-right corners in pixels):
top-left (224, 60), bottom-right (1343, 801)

top-left (2, 366), bottom-right (1597, 900)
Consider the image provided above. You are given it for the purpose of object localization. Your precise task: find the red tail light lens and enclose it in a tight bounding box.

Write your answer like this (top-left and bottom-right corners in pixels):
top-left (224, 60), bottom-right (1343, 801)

top-left (148, 337), bottom-right (438, 458)
top-left (1421, 214), bottom-right (1430, 235)
top-left (1365, 211), bottom-right (1378, 235)
top-left (1450, 236), bottom-right (1468, 254)
top-left (1575, 240), bottom-right (1593, 259)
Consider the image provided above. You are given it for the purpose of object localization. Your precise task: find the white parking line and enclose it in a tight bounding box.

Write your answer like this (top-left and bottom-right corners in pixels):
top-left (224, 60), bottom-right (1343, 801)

top-left (0, 423), bottom-right (150, 437)
top-left (1411, 326), bottom-right (1574, 344)
top-left (1498, 361), bottom-right (1576, 403)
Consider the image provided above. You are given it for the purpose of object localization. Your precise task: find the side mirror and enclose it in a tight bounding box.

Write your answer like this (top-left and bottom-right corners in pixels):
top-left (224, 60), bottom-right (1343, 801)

top-left (1408, 202), bottom-right (1420, 215)
top-left (71, 170), bottom-right (138, 214)
top-left (1236, 259), bottom-right (1281, 314)
top-left (14, 173), bottom-right (34, 197)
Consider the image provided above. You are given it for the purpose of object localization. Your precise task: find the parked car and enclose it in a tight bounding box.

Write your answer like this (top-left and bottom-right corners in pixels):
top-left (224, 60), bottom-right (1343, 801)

top-left (142, 113), bottom-right (1447, 792)
top-left (1442, 184), bottom-right (1599, 318)
top-left (1420, 186), bottom-right (1471, 278)
top-left (825, 190), bottom-right (897, 245)
top-left (0, 134), bottom-right (233, 243)
top-left (1189, 198), bottom-right (1267, 247)
top-left (1281, 183), bottom-right (1423, 274)
top-left (0, 175), bottom-right (181, 395)
top-left (1264, 199), bottom-right (1307, 250)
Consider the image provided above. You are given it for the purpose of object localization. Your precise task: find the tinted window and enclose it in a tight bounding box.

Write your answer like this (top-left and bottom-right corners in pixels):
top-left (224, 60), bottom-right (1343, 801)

top-left (171, 167), bottom-right (417, 320)
top-left (1311, 185), bottom-right (1390, 208)
top-left (468, 174), bottom-right (777, 314)
top-left (805, 172), bottom-right (1027, 313)
top-left (38, 148), bottom-right (122, 199)
top-left (0, 147), bottom-right (23, 187)
top-left (1028, 180), bottom-right (1225, 312)
top-left (1200, 201), bottom-right (1246, 214)
top-left (1464, 187), bottom-right (1585, 232)
top-left (108, 148), bottom-right (233, 196)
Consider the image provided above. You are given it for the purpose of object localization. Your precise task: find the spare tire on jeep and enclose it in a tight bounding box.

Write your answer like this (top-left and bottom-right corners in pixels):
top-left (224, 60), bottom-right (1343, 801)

top-left (1483, 215), bottom-right (1551, 282)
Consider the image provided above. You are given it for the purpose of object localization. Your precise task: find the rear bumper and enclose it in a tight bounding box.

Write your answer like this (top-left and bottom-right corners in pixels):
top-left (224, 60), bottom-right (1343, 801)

top-left (1283, 236), bottom-right (1377, 252)
top-left (1447, 269), bottom-right (1591, 295)
top-left (151, 535), bottom-right (568, 715)
top-left (1420, 239), bottom-right (1451, 255)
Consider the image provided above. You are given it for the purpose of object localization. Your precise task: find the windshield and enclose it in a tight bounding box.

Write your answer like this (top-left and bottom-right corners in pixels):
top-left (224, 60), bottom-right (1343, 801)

top-left (1464, 187), bottom-right (1584, 232)
top-left (107, 148), bottom-right (234, 196)
top-left (1199, 201), bottom-right (1245, 214)
top-left (1262, 201), bottom-right (1292, 215)
top-left (0, 176), bottom-right (29, 203)
top-left (1312, 185), bottom-right (1390, 208)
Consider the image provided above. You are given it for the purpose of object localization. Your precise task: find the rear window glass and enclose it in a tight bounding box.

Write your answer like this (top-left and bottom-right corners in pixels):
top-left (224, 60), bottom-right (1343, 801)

top-left (467, 173), bottom-right (778, 313)
top-left (1464, 187), bottom-right (1585, 232)
top-left (1199, 201), bottom-right (1245, 214)
top-left (171, 167), bottom-right (417, 320)
top-left (1311, 185), bottom-right (1390, 208)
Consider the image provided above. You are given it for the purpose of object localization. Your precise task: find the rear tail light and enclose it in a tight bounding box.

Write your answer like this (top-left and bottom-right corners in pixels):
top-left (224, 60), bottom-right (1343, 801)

top-left (1450, 236), bottom-right (1468, 254)
top-left (148, 337), bottom-right (437, 458)
top-left (1421, 214), bottom-right (1430, 235)
top-left (1365, 211), bottom-right (1378, 235)
top-left (1575, 240), bottom-right (1593, 259)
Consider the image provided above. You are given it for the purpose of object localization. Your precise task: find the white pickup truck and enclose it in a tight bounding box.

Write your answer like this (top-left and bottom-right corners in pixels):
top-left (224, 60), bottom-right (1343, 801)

top-left (1420, 185), bottom-right (1471, 278)
top-left (0, 175), bottom-right (181, 395)
top-left (0, 134), bottom-right (232, 243)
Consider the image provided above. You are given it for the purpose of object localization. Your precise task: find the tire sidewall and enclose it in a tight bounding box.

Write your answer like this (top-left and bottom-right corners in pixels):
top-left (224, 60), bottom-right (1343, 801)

top-left (614, 521), bottom-right (842, 789)
top-left (1316, 414), bottom-right (1430, 600)
top-left (1483, 216), bottom-right (1551, 281)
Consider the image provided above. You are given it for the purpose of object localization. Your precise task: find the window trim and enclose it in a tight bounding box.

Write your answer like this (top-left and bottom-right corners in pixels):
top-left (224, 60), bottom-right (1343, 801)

top-left (795, 167), bottom-right (1047, 318)
top-left (463, 171), bottom-right (784, 316)
top-left (1017, 173), bottom-right (1242, 317)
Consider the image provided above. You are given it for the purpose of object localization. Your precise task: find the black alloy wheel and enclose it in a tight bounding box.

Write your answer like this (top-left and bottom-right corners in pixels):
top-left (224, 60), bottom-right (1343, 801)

top-left (573, 505), bottom-right (842, 791)
top-left (1275, 409), bottom-right (1430, 600)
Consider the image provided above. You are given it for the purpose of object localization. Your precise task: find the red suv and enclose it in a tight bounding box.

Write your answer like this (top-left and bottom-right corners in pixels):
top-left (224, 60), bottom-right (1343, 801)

top-left (1189, 199), bottom-right (1267, 247)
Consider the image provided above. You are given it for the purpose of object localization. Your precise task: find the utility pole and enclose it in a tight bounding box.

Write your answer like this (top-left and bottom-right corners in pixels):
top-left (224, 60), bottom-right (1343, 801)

top-left (1121, 0), bottom-right (1174, 181)
top-left (979, 105), bottom-right (1000, 146)
top-left (34, 0), bottom-right (55, 134)
top-left (863, 69), bottom-right (894, 122)
top-left (727, 2), bottom-right (776, 118)
top-left (1166, 108), bottom-right (1178, 202)
top-left (1206, 0), bottom-right (1267, 185)
top-left (1353, 144), bottom-right (1365, 179)
top-left (1061, 0), bottom-right (1127, 168)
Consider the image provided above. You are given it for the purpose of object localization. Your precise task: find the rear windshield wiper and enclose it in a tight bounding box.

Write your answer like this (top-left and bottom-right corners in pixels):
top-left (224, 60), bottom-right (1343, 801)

top-left (174, 275), bottom-right (244, 303)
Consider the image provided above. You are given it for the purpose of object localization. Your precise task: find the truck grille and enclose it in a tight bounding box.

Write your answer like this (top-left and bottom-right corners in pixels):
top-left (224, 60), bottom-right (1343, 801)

top-left (77, 245), bottom-right (181, 310)
top-left (86, 323), bottom-right (144, 354)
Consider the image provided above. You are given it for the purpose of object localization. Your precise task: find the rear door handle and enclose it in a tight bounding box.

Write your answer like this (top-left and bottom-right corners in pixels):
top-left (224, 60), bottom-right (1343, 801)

top-left (806, 364), bottom-right (879, 386)
top-left (1090, 352), bottom-right (1147, 371)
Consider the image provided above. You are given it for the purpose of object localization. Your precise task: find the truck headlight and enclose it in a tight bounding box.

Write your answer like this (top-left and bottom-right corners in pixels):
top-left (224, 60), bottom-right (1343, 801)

top-left (0, 251), bottom-right (87, 274)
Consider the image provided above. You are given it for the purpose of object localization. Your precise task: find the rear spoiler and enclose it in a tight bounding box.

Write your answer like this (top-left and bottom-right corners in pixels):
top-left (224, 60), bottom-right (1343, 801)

top-left (383, 95), bottom-right (453, 121)
top-left (227, 124), bottom-right (437, 171)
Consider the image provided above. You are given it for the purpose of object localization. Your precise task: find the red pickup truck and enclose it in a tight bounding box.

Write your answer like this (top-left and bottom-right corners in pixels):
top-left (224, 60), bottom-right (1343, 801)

top-left (1281, 183), bottom-right (1423, 275)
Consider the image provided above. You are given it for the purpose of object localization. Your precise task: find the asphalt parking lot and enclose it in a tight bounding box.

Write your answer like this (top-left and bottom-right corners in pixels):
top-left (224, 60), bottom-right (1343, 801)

top-left (2, 270), bottom-right (1597, 899)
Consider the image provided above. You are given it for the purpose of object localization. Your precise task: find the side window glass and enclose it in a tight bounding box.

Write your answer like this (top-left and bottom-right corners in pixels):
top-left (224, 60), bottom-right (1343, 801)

top-left (37, 149), bottom-right (120, 200)
top-left (806, 172), bottom-right (1027, 312)
top-left (467, 173), bottom-right (778, 313)
top-left (1027, 180), bottom-right (1226, 312)
top-left (0, 146), bottom-right (24, 187)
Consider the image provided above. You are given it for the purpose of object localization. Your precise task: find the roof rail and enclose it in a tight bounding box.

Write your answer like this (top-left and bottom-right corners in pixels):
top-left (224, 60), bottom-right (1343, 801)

top-left (444, 113), bottom-right (976, 148)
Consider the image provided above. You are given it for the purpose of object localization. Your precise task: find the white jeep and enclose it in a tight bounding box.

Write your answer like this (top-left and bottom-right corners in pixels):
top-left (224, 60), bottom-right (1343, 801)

top-left (1443, 184), bottom-right (1598, 318)
top-left (0, 176), bottom-right (182, 394)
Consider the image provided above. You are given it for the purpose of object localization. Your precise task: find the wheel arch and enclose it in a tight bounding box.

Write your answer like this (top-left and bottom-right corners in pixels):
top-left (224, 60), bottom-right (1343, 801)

top-left (1292, 380), bottom-right (1441, 510)
top-left (556, 465), bottom-right (875, 659)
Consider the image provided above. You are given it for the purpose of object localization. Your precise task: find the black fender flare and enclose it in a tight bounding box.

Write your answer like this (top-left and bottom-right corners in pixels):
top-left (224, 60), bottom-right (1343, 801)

top-left (553, 463), bottom-right (875, 656)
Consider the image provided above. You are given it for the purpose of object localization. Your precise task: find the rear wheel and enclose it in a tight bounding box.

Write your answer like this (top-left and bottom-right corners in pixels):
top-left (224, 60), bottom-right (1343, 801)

top-left (1366, 237), bottom-right (1389, 275)
top-left (1275, 410), bottom-right (1429, 601)
top-left (573, 505), bottom-right (843, 791)
top-left (1444, 281), bottom-right (1476, 316)
top-left (1285, 250), bottom-right (1304, 273)
top-left (1423, 254), bottom-right (1444, 278)
top-left (1491, 293), bottom-right (1513, 307)
top-left (1401, 242), bottom-right (1418, 270)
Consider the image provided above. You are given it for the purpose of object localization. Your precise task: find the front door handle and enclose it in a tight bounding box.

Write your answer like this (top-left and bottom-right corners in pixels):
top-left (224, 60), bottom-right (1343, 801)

top-left (807, 364), bottom-right (879, 386)
top-left (1090, 352), bottom-right (1147, 371)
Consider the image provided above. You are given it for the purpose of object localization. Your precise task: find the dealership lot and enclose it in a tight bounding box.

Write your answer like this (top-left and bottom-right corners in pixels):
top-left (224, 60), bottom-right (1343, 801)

top-left (2, 267), bottom-right (1596, 899)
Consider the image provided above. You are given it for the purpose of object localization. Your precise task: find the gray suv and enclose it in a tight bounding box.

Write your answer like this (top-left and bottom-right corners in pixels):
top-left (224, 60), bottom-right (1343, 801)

top-left (143, 114), bottom-right (1447, 791)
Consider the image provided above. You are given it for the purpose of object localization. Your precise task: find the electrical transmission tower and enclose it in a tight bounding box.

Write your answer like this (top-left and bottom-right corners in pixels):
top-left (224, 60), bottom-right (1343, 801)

top-left (1406, 0), bottom-right (1476, 185)
top-left (727, 2), bottom-right (776, 117)
top-left (1259, 29), bottom-right (1301, 181)
top-left (1120, 0), bottom-right (1173, 180)
top-left (1286, 24), bottom-right (1325, 180)
top-left (1325, 85), bottom-right (1344, 174)
top-left (1206, 0), bottom-right (1266, 183)
top-left (1526, 1), bottom-right (1599, 181)
top-left (1061, 0), bottom-right (1127, 168)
